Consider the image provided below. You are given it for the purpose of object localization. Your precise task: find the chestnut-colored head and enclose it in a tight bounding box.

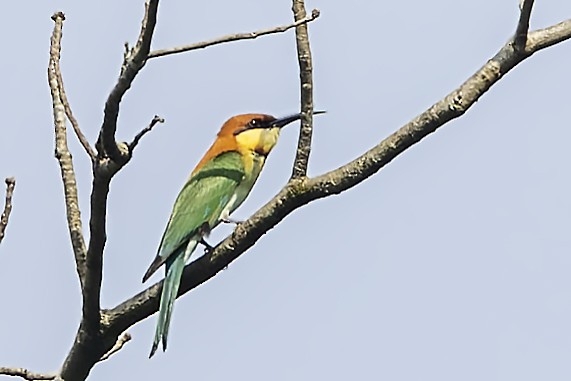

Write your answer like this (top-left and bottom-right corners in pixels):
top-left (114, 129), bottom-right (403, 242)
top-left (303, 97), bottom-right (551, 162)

top-left (192, 112), bottom-right (325, 175)
top-left (217, 114), bottom-right (277, 138)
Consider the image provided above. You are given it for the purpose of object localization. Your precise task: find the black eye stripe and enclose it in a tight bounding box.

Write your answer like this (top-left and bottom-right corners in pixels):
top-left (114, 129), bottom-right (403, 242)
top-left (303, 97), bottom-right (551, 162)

top-left (233, 117), bottom-right (276, 135)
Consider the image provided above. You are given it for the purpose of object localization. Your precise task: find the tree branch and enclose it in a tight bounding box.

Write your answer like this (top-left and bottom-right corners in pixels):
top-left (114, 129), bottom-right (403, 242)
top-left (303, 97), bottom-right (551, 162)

top-left (128, 115), bottom-right (164, 153)
top-left (0, 367), bottom-right (57, 381)
top-left (147, 10), bottom-right (320, 59)
top-left (50, 14), bottom-right (104, 381)
top-left (306, 19), bottom-right (571, 197)
top-left (0, 177), bottom-right (15, 245)
top-left (96, 0), bottom-right (159, 163)
top-left (103, 15), bottom-right (571, 344)
top-left (290, 5), bottom-right (319, 179)
top-left (97, 332), bottom-right (132, 363)
top-left (526, 18), bottom-right (571, 51)
top-left (48, 11), bottom-right (89, 296)
top-left (57, 3), bottom-right (162, 380)
top-left (306, 18), bottom-right (571, 197)
top-left (53, 54), bottom-right (96, 162)
top-left (34, 4), bottom-right (571, 381)
top-left (514, 0), bottom-right (535, 49)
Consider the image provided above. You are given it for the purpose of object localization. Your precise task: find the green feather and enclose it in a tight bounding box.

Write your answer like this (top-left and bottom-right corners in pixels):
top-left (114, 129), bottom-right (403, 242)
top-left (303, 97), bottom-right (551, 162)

top-left (146, 151), bottom-right (245, 357)
top-left (149, 240), bottom-right (196, 358)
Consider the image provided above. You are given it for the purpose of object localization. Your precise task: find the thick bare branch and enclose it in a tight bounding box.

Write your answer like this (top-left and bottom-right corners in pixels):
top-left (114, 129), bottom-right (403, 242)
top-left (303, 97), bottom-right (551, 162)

top-left (290, 5), bottom-right (319, 179)
top-left (48, 12), bottom-right (88, 292)
top-left (96, 0), bottom-right (159, 163)
top-left (0, 367), bottom-right (56, 381)
top-left (103, 16), bottom-right (571, 343)
top-left (306, 19), bottom-right (571, 197)
top-left (515, 0), bottom-right (535, 49)
top-left (57, 3), bottom-right (162, 381)
top-left (147, 10), bottom-right (320, 59)
top-left (0, 177), bottom-right (15, 244)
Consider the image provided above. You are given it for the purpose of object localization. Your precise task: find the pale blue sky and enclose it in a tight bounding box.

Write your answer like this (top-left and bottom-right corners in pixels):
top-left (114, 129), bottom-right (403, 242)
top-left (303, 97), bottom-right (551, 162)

top-left (1, 1), bottom-right (571, 380)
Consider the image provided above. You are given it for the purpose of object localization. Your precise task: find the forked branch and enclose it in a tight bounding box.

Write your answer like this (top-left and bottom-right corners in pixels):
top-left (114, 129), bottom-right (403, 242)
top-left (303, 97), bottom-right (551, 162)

top-left (97, 0), bottom-right (159, 163)
top-left (60, 2), bottom-right (162, 380)
top-left (104, 11), bottom-right (571, 349)
top-left (8, 2), bottom-right (571, 381)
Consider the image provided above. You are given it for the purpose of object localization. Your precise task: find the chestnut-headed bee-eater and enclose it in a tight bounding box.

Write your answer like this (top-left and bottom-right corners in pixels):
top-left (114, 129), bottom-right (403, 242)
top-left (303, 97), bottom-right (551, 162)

top-left (143, 111), bottom-right (325, 357)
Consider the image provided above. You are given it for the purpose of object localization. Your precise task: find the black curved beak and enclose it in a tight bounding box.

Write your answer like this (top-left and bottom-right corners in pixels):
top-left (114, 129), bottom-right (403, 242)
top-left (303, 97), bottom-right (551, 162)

top-left (271, 110), bottom-right (326, 128)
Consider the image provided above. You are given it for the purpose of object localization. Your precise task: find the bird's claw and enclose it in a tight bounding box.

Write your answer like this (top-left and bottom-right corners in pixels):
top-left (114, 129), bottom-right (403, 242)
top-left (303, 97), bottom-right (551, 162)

top-left (200, 238), bottom-right (214, 254)
top-left (221, 217), bottom-right (243, 225)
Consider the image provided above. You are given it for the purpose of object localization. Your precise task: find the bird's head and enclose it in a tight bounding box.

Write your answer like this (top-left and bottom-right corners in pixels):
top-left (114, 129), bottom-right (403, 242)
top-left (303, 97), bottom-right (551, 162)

top-left (221, 112), bottom-right (325, 157)
top-left (192, 111), bottom-right (325, 175)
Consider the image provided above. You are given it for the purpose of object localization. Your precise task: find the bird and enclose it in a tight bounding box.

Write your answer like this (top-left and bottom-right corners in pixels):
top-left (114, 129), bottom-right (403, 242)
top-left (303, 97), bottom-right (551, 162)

top-left (142, 111), bottom-right (325, 357)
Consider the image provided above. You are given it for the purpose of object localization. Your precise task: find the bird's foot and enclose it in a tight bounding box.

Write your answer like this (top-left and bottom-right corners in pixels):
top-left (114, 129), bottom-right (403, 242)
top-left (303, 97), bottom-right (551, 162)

top-left (219, 210), bottom-right (243, 225)
top-left (200, 238), bottom-right (214, 254)
top-left (221, 216), bottom-right (243, 225)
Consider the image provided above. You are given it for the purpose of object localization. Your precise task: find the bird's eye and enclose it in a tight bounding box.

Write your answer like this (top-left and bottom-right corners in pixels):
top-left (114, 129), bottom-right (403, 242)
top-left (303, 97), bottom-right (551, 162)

top-left (249, 119), bottom-right (258, 127)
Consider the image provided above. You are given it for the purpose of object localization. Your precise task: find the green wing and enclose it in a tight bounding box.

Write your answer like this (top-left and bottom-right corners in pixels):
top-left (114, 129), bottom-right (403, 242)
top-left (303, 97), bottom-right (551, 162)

top-left (158, 151), bottom-right (245, 259)
top-left (144, 151), bottom-right (245, 356)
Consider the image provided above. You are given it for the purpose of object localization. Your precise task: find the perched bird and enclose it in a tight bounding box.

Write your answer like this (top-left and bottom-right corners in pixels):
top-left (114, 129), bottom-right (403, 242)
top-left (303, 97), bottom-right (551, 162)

top-left (143, 111), bottom-right (325, 357)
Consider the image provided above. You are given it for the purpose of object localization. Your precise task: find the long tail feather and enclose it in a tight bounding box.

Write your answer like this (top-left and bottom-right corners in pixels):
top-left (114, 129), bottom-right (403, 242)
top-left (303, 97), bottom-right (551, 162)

top-left (149, 240), bottom-right (197, 358)
top-left (149, 253), bottom-right (184, 358)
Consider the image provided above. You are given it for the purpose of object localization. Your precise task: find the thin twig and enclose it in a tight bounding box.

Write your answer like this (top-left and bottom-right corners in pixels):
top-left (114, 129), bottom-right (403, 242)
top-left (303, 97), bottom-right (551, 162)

top-left (514, 0), bottom-right (535, 49)
top-left (97, 0), bottom-right (159, 163)
top-left (98, 332), bottom-right (132, 362)
top-left (0, 177), bottom-right (15, 244)
top-left (128, 115), bottom-right (164, 152)
top-left (147, 10), bottom-right (320, 59)
top-left (290, 5), bottom-right (319, 179)
top-left (54, 57), bottom-right (96, 161)
top-left (48, 12), bottom-right (88, 288)
top-left (0, 367), bottom-right (56, 381)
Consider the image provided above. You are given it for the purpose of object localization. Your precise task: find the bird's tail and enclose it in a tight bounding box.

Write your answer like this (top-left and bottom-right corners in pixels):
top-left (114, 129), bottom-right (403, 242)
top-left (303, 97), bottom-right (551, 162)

top-left (149, 240), bottom-right (197, 358)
